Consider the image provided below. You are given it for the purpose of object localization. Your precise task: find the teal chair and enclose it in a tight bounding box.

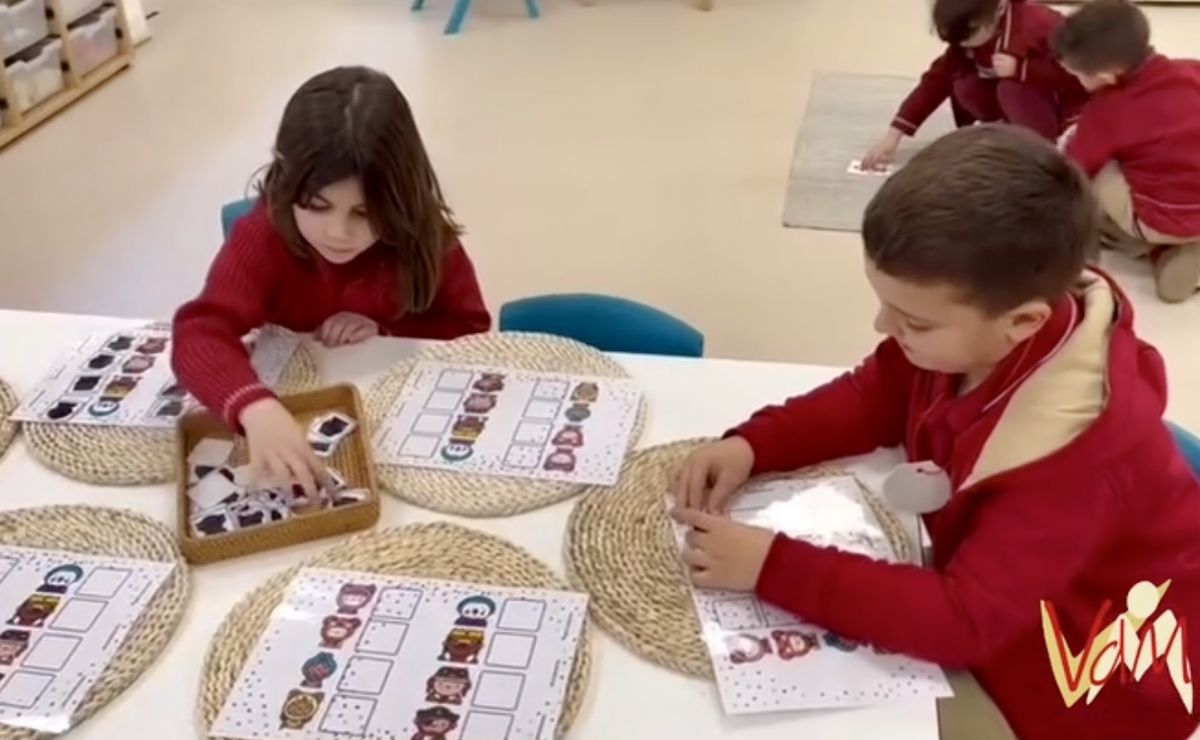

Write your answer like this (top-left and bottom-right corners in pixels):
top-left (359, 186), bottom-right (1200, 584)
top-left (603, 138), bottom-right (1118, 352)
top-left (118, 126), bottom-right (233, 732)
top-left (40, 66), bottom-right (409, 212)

top-left (221, 198), bottom-right (256, 240)
top-left (499, 294), bottom-right (704, 357)
top-left (1168, 421), bottom-right (1200, 477)
top-left (412, 0), bottom-right (539, 35)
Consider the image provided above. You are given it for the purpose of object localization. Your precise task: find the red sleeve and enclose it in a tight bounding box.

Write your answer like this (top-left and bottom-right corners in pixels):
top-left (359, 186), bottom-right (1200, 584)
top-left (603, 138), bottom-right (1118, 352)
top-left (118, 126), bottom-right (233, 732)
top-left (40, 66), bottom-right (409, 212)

top-left (732, 340), bottom-right (916, 475)
top-left (172, 211), bottom-right (279, 427)
top-left (1065, 103), bottom-right (1116, 177)
top-left (382, 239), bottom-right (491, 340)
top-left (893, 49), bottom-right (962, 136)
top-left (755, 475), bottom-right (1113, 667)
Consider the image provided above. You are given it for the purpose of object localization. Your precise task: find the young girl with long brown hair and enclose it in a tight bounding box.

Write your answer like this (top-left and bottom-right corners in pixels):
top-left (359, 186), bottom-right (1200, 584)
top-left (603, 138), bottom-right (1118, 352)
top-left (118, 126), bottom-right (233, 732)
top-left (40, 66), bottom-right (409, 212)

top-left (173, 66), bottom-right (490, 492)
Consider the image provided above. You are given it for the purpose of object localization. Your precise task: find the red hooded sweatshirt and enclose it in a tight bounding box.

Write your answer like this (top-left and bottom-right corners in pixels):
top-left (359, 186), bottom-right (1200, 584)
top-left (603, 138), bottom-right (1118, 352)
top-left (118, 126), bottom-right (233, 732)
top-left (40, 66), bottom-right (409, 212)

top-left (734, 272), bottom-right (1200, 740)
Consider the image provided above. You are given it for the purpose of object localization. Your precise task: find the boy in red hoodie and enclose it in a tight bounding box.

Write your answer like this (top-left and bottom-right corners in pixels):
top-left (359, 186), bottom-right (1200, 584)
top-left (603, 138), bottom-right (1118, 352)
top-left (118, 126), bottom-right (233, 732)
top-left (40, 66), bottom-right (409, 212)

top-left (674, 126), bottom-right (1200, 740)
top-left (863, 0), bottom-right (1085, 171)
top-left (1054, 0), bottom-right (1200, 303)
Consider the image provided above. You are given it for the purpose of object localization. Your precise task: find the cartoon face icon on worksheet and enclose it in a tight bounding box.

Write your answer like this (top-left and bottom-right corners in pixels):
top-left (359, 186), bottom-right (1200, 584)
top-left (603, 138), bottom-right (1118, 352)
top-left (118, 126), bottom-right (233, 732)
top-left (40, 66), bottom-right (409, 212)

top-left (449, 415), bottom-right (486, 442)
top-left (319, 616), bottom-right (361, 649)
top-left (472, 373), bottom-right (505, 393)
top-left (772, 630), bottom-right (818, 660)
top-left (822, 632), bottom-right (862, 652)
top-left (120, 355), bottom-right (156, 374)
top-left (425, 666), bottom-right (472, 705)
top-left (106, 335), bottom-right (134, 352)
top-left (726, 633), bottom-right (771, 664)
top-left (135, 337), bottom-right (168, 355)
top-left (440, 442), bottom-right (474, 462)
top-left (454, 596), bottom-right (497, 627)
top-left (336, 584), bottom-right (377, 615)
top-left (570, 382), bottom-right (599, 403)
top-left (564, 403), bottom-right (591, 423)
top-left (411, 706), bottom-right (460, 740)
top-left (551, 425), bottom-right (584, 448)
top-left (45, 400), bottom-right (81, 421)
top-left (300, 652), bottom-right (338, 688)
top-left (439, 628), bottom-right (485, 664)
top-left (462, 392), bottom-right (497, 414)
top-left (279, 689), bottom-right (324, 730)
top-left (87, 352), bottom-right (116, 370)
top-left (37, 564), bottom-right (84, 594)
top-left (0, 630), bottom-right (30, 665)
top-left (543, 447), bottom-right (577, 473)
top-left (87, 398), bottom-right (121, 418)
top-left (8, 594), bottom-right (61, 628)
top-left (102, 376), bottom-right (139, 399)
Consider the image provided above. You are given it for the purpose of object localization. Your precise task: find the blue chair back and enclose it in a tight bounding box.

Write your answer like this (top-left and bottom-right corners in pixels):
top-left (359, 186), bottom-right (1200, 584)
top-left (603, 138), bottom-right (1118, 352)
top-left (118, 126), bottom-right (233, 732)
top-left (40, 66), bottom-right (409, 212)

top-left (221, 198), bottom-right (257, 240)
top-left (1168, 421), bottom-right (1200, 477)
top-left (498, 293), bottom-right (704, 357)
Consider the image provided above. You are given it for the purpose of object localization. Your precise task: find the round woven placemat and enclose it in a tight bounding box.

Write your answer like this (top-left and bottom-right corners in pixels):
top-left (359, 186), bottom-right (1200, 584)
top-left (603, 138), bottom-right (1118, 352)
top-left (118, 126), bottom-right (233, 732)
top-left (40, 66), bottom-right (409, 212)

top-left (0, 379), bottom-right (17, 460)
top-left (200, 522), bottom-right (592, 738)
top-left (23, 346), bottom-right (319, 486)
top-left (565, 438), bottom-right (913, 678)
top-left (0, 505), bottom-right (189, 740)
top-left (363, 332), bottom-right (646, 517)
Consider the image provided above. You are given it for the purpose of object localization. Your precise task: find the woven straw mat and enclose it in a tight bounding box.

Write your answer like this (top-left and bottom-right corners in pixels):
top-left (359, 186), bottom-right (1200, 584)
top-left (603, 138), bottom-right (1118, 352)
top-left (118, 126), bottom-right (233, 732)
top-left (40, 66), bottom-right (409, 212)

top-left (0, 506), bottom-right (189, 739)
top-left (23, 346), bottom-right (319, 486)
top-left (363, 332), bottom-right (646, 517)
top-left (200, 522), bottom-right (592, 737)
top-left (0, 379), bottom-right (17, 460)
top-left (565, 438), bottom-right (913, 678)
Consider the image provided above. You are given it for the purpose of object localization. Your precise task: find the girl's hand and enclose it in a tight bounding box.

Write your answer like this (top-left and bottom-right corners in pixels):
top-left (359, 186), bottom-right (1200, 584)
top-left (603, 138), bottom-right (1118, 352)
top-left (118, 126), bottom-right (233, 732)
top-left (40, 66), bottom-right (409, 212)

top-left (671, 508), bottom-right (776, 591)
top-left (317, 312), bottom-right (378, 347)
top-left (992, 53), bottom-right (1018, 79)
top-left (862, 128), bottom-right (904, 171)
top-left (671, 437), bottom-right (755, 513)
top-left (239, 397), bottom-right (325, 494)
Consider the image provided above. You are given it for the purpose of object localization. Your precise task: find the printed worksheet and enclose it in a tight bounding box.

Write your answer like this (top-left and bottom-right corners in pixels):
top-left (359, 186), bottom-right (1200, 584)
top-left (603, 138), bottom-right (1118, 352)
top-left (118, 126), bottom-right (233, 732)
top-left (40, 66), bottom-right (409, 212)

top-left (211, 569), bottom-right (588, 740)
top-left (373, 362), bottom-right (642, 486)
top-left (9, 325), bottom-right (302, 428)
top-left (673, 476), bottom-right (953, 714)
top-left (0, 546), bottom-right (175, 733)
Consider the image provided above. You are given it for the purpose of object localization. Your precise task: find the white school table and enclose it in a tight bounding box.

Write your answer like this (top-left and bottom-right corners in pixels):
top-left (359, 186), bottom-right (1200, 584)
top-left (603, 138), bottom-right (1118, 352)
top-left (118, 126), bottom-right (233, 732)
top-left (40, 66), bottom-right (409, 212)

top-left (0, 309), bottom-right (938, 740)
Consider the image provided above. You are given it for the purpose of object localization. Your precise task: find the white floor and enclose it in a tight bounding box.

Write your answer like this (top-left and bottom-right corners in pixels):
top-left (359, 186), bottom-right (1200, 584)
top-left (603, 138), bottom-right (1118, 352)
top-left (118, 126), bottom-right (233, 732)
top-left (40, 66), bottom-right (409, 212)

top-left (1, 0), bottom-right (1198, 426)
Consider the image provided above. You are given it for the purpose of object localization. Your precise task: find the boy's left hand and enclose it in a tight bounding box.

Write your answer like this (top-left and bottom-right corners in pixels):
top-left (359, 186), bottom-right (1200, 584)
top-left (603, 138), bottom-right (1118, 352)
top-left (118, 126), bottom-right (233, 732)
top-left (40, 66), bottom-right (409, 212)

top-left (316, 312), bottom-right (378, 347)
top-left (671, 508), bottom-right (776, 591)
top-left (992, 53), bottom-right (1018, 78)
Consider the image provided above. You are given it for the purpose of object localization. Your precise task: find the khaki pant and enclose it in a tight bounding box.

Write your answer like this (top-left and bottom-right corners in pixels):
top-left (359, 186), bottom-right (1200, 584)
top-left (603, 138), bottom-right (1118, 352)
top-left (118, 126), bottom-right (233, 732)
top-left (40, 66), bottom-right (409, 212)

top-left (938, 672), bottom-right (1017, 740)
top-left (1093, 162), bottom-right (1199, 257)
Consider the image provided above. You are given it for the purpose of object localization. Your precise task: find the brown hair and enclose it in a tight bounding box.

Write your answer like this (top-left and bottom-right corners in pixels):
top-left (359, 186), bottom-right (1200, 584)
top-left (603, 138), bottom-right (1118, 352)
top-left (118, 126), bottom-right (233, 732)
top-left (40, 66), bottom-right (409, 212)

top-left (1053, 0), bottom-right (1151, 75)
top-left (259, 66), bottom-right (460, 314)
top-left (862, 125), bottom-right (1095, 314)
top-left (934, 0), bottom-right (1002, 44)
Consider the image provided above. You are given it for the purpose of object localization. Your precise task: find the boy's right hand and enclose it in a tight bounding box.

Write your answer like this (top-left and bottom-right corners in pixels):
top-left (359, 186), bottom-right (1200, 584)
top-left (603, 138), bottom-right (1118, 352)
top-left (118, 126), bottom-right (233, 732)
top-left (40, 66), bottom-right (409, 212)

top-left (862, 128), bottom-right (904, 171)
top-left (239, 397), bottom-right (325, 495)
top-left (672, 437), bottom-right (755, 513)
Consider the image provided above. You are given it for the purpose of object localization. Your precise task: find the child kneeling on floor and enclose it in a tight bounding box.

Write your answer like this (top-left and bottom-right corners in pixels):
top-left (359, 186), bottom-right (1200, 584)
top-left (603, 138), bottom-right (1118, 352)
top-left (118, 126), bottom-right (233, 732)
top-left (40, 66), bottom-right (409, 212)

top-left (173, 66), bottom-right (491, 493)
top-left (674, 126), bottom-right (1200, 740)
top-left (1054, 0), bottom-right (1200, 303)
top-left (862, 0), bottom-right (1085, 170)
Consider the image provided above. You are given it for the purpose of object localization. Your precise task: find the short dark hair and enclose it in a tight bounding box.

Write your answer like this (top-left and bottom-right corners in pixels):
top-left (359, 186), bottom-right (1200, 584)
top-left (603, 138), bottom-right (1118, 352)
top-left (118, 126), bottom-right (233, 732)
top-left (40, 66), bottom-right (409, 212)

top-left (934, 0), bottom-right (1002, 44)
top-left (862, 125), bottom-right (1095, 315)
top-left (1053, 0), bottom-right (1151, 75)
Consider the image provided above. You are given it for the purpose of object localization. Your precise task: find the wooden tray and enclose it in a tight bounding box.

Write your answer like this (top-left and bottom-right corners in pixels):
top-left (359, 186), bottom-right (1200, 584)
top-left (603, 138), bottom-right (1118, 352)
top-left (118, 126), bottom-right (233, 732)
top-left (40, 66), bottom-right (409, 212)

top-left (176, 384), bottom-right (381, 564)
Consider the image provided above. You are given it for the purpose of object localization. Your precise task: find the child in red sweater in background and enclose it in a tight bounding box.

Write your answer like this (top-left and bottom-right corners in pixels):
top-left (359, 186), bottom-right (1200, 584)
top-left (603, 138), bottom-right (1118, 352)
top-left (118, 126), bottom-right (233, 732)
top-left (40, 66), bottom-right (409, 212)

top-left (862, 0), bottom-right (1085, 171)
top-left (1054, 0), bottom-right (1200, 303)
top-left (674, 127), bottom-right (1200, 740)
top-left (173, 66), bottom-right (490, 493)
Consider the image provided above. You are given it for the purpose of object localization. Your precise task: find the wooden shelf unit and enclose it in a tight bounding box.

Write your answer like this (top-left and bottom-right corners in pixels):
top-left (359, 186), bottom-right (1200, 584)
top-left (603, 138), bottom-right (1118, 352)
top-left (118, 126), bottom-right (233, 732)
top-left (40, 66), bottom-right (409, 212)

top-left (0, 0), bottom-right (134, 150)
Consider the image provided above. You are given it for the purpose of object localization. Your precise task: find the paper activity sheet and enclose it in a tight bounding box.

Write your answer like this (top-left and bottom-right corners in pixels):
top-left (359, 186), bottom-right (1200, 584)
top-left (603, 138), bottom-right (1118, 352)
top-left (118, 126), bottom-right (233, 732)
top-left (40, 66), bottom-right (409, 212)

top-left (373, 362), bottom-right (642, 486)
top-left (0, 546), bottom-right (175, 733)
top-left (212, 569), bottom-right (588, 740)
top-left (673, 475), bottom-right (952, 714)
top-left (9, 325), bottom-right (302, 428)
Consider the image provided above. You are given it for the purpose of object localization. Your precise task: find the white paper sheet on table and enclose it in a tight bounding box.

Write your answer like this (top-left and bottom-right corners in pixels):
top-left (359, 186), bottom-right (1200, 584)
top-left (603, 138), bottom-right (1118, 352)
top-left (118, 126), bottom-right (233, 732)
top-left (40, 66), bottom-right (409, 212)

top-left (9, 325), bottom-right (302, 428)
top-left (0, 546), bottom-right (175, 733)
top-left (373, 362), bottom-right (643, 486)
top-left (673, 475), bottom-right (952, 714)
top-left (211, 569), bottom-right (588, 740)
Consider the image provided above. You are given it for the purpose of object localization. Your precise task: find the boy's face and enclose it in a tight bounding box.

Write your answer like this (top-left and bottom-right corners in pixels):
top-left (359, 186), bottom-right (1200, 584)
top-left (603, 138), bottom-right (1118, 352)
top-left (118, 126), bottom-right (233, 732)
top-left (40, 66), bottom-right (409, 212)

top-left (865, 260), bottom-right (1051, 378)
top-left (1060, 60), bottom-right (1119, 92)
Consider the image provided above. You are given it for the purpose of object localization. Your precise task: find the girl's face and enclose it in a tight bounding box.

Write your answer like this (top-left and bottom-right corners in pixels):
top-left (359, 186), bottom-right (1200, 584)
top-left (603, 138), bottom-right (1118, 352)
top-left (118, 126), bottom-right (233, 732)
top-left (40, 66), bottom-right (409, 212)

top-left (293, 178), bottom-right (378, 265)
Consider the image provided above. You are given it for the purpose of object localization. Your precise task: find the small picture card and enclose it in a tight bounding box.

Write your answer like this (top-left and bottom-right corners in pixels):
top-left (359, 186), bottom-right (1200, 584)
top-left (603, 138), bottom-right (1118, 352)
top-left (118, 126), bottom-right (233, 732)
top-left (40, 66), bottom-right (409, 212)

top-left (847, 159), bottom-right (895, 177)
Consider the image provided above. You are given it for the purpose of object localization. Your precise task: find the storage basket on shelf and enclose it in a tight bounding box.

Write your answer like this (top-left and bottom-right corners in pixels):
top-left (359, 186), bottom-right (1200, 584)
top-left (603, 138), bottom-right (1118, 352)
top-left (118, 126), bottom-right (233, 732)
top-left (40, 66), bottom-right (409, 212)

top-left (67, 6), bottom-right (117, 77)
top-left (0, 0), bottom-right (49, 58)
top-left (58, 0), bottom-right (104, 24)
top-left (3, 37), bottom-right (64, 115)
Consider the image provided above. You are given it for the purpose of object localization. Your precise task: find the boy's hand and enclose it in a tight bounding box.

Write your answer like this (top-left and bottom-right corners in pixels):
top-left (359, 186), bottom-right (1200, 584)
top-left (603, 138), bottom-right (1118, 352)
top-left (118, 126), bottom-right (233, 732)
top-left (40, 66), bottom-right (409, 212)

top-left (671, 508), bottom-right (775, 591)
top-left (239, 397), bottom-right (326, 495)
top-left (317, 312), bottom-right (378, 347)
top-left (992, 53), bottom-right (1018, 79)
top-left (672, 437), bottom-right (755, 513)
top-left (862, 128), bottom-right (904, 171)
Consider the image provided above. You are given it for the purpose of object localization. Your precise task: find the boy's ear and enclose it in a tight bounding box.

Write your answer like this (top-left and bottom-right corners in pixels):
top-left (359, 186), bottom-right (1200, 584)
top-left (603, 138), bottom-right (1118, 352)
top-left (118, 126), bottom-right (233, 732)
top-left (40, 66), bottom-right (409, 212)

top-left (1002, 300), bottom-right (1053, 345)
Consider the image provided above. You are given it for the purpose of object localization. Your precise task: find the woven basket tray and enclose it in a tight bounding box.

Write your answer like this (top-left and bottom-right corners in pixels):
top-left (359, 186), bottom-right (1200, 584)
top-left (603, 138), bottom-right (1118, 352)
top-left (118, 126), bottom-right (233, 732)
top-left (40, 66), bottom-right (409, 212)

top-left (0, 505), bottom-right (189, 740)
top-left (565, 438), bottom-right (913, 678)
top-left (0, 379), bottom-right (17, 460)
top-left (22, 346), bottom-right (319, 486)
top-left (363, 332), bottom-right (646, 517)
top-left (199, 522), bottom-right (593, 738)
